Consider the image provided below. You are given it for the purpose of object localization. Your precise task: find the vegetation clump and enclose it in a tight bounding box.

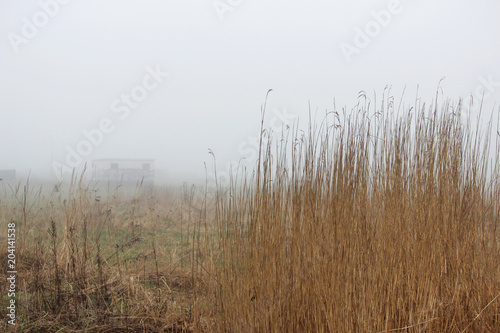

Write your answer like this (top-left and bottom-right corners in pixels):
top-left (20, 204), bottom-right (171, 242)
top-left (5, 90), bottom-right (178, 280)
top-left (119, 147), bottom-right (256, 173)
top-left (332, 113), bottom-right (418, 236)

top-left (1, 94), bottom-right (499, 332)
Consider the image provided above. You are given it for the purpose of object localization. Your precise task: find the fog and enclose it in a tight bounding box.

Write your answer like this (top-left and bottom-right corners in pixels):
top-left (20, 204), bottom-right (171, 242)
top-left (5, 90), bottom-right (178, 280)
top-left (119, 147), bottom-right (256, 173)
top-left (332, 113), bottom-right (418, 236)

top-left (1, 0), bottom-right (499, 186)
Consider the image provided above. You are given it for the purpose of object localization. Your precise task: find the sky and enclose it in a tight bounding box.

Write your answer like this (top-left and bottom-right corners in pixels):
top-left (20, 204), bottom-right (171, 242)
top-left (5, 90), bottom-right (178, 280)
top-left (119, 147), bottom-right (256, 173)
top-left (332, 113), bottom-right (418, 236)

top-left (1, 0), bottom-right (499, 185)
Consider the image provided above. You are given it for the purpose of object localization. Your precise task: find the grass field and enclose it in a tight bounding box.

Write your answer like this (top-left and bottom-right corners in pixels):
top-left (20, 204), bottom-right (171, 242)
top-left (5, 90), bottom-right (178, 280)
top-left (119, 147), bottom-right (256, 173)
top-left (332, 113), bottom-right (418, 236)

top-left (1, 96), bottom-right (500, 332)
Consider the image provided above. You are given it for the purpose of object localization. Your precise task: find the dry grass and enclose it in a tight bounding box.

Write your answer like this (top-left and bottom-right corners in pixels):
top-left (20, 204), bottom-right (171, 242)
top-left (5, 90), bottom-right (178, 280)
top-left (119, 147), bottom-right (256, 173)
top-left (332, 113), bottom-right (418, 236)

top-left (1, 94), bottom-right (500, 332)
top-left (0, 177), bottom-right (214, 332)
top-left (211, 96), bottom-right (500, 332)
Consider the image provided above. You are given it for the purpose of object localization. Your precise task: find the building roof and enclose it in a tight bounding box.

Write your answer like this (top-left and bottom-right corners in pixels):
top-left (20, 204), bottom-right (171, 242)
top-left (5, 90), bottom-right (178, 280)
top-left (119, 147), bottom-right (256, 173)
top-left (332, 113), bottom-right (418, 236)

top-left (92, 159), bottom-right (155, 162)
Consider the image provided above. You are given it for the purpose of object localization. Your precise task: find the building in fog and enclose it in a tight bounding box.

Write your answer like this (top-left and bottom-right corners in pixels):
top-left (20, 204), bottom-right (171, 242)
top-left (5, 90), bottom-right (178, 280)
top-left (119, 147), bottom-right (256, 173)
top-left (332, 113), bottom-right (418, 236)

top-left (0, 170), bottom-right (16, 183)
top-left (91, 159), bottom-right (154, 187)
